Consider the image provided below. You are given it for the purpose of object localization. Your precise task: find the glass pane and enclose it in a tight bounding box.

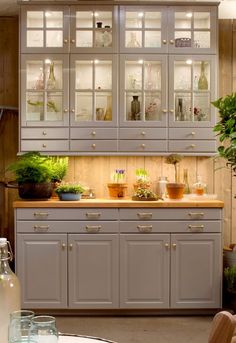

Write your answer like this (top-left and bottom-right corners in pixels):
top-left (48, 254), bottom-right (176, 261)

top-left (76, 61), bottom-right (93, 89)
top-left (95, 29), bottom-right (112, 47)
top-left (76, 30), bottom-right (93, 47)
top-left (76, 11), bottom-right (93, 28)
top-left (125, 12), bottom-right (143, 28)
top-left (27, 31), bottom-right (44, 47)
top-left (75, 92), bottom-right (93, 121)
top-left (175, 93), bottom-right (192, 122)
top-left (144, 62), bottom-right (161, 90)
top-left (46, 31), bottom-right (63, 48)
top-left (193, 61), bottom-right (210, 91)
top-left (175, 32), bottom-right (191, 47)
top-left (145, 31), bottom-right (161, 48)
top-left (125, 61), bottom-right (142, 90)
top-left (126, 92), bottom-right (142, 121)
top-left (45, 92), bottom-right (63, 121)
top-left (174, 61), bottom-right (191, 90)
top-left (145, 12), bottom-right (161, 29)
top-left (126, 31), bottom-right (142, 48)
top-left (194, 12), bottom-right (210, 29)
top-left (193, 93), bottom-right (210, 121)
top-left (27, 11), bottom-right (43, 28)
top-left (26, 92), bottom-right (44, 121)
top-left (95, 61), bottom-right (112, 90)
top-left (95, 92), bottom-right (112, 121)
top-left (145, 92), bottom-right (161, 121)
top-left (194, 32), bottom-right (210, 49)
top-left (96, 11), bottom-right (112, 28)
top-left (46, 11), bottom-right (63, 28)
top-left (26, 61), bottom-right (44, 90)
top-left (45, 60), bottom-right (63, 90)
top-left (175, 12), bottom-right (192, 29)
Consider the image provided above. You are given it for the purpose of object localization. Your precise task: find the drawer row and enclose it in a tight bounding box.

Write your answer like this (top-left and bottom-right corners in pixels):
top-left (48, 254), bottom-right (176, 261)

top-left (16, 208), bottom-right (222, 221)
top-left (16, 220), bottom-right (221, 233)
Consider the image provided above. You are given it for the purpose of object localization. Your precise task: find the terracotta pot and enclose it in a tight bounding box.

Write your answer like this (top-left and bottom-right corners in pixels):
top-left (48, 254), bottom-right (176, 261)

top-left (166, 183), bottom-right (185, 200)
top-left (107, 183), bottom-right (128, 198)
top-left (133, 182), bottom-right (151, 192)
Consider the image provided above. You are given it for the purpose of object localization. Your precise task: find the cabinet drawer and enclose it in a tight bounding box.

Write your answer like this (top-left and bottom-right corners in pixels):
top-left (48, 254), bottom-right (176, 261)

top-left (120, 221), bottom-right (221, 233)
top-left (16, 208), bottom-right (119, 221)
top-left (17, 221), bottom-right (119, 233)
top-left (21, 140), bottom-right (69, 152)
top-left (70, 140), bottom-right (118, 152)
top-left (21, 128), bottom-right (69, 139)
top-left (71, 128), bottom-right (117, 140)
top-left (169, 128), bottom-right (215, 140)
top-left (119, 140), bottom-right (167, 152)
top-left (119, 208), bottom-right (221, 220)
top-left (168, 140), bottom-right (216, 153)
top-left (119, 128), bottom-right (167, 140)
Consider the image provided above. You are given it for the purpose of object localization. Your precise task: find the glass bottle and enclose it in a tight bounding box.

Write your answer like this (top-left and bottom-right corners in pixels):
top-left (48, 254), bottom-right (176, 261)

top-left (131, 95), bottom-right (141, 120)
top-left (28, 315), bottom-right (58, 343)
top-left (176, 98), bottom-right (184, 121)
top-left (157, 176), bottom-right (168, 198)
top-left (0, 238), bottom-right (21, 343)
top-left (183, 169), bottom-right (190, 194)
top-left (198, 61), bottom-right (208, 90)
top-left (47, 62), bottom-right (56, 90)
top-left (192, 175), bottom-right (206, 196)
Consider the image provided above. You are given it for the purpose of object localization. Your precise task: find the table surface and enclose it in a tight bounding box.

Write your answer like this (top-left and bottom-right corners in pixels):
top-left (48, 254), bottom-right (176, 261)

top-left (59, 334), bottom-right (116, 343)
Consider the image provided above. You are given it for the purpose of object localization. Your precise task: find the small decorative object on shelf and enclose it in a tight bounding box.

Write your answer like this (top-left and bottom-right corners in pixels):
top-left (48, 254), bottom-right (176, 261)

top-left (132, 187), bottom-right (161, 201)
top-left (192, 175), bottom-right (206, 196)
top-left (29, 315), bottom-right (58, 343)
top-left (165, 154), bottom-right (185, 199)
top-left (34, 68), bottom-right (44, 90)
top-left (107, 169), bottom-right (127, 198)
top-left (183, 169), bottom-right (190, 194)
top-left (47, 62), bottom-right (56, 90)
top-left (127, 32), bottom-right (141, 48)
top-left (156, 176), bottom-right (168, 198)
top-left (133, 168), bottom-right (151, 191)
top-left (96, 22), bottom-right (103, 28)
top-left (104, 95), bottom-right (112, 121)
top-left (176, 98), bottom-right (184, 121)
top-left (131, 95), bottom-right (141, 120)
top-left (198, 61), bottom-right (208, 90)
top-left (194, 106), bottom-right (207, 121)
top-left (55, 183), bottom-right (85, 201)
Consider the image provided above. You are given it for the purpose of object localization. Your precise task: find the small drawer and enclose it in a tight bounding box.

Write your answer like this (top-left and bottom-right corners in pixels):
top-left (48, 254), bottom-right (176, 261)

top-left (119, 140), bottom-right (167, 152)
top-left (168, 140), bottom-right (216, 153)
top-left (21, 128), bottom-right (69, 139)
top-left (70, 140), bottom-right (118, 152)
top-left (169, 128), bottom-right (215, 140)
top-left (21, 140), bottom-right (69, 152)
top-left (70, 128), bottom-right (117, 140)
top-left (119, 128), bottom-right (167, 140)
top-left (16, 208), bottom-right (119, 221)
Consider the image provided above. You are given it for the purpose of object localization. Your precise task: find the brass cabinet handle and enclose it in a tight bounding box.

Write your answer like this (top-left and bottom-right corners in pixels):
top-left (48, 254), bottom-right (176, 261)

top-left (165, 243), bottom-right (169, 249)
top-left (33, 225), bottom-right (49, 232)
top-left (141, 143), bottom-right (146, 148)
top-left (86, 212), bottom-right (101, 219)
top-left (64, 108), bottom-right (68, 113)
top-left (91, 131), bottom-right (96, 136)
top-left (172, 243), bottom-right (177, 248)
top-left (64, 38), bottom-right (68, 43)
top-left (188, 212), bottom-right (204, 218)
top-left (170, 109), bottom-right (174, 113)
top-left (190, 144), bottom-right (196, 148)
top-left (188, 224), bottom-right (204, 232)
top-left (137, 225), bottom-right (152, 233)
top-left (137, 212), bottom-right (152, 219)
top-left (42, 131), bottom-right (47, 136)
top-left (191, 131), bottom-right (196, 136)
top-left (169, 39), bottom-right (175, 44)
top-left (69, 243), bottom-right (73, 250)
top-left (34, 212), bottom-right (49, 217)
top-left (92, 143), bottom-right (96, 149)
top-left (61, 243), bottom-right (66, 250)
top-left (42, 144), bottom-right (47, 148)
top-left (71, 39), bottom-right (75, 43)
top-left (162, 39), bottom-right (167, 44)
top-left (71, 109), bottom-right (75, 113)
top-left (86, 225), bottom-right (101, 233)
top-left (141, 131), bottom-right (146, 136)
top-left (162, 109), bottom-right (167, 113)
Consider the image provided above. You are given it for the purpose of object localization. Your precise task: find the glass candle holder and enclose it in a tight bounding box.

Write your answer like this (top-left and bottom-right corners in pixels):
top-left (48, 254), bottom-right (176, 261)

top-left (8, 310), bottom-right (35, 343)
top-left (28, 316), bottom-right (58, 343)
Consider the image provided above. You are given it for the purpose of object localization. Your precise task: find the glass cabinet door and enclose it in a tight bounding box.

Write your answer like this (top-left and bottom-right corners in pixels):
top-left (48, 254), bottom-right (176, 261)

top-left (120, 6), bottom-right (168, 53)
top-left (21, 54), bottom-right (69, 126)
top-left (168, 6), bottom-right (217, 54)
top-left (70, 55), bottom-right (117, 127)
top-left (20, 6), bottom-right (70, 53)
top-left (120, 55), bottom-right (167, 127)
top-left (70, 6), bottom-right (117, 53)
top-left (169, 55), bottom-right (216, 127)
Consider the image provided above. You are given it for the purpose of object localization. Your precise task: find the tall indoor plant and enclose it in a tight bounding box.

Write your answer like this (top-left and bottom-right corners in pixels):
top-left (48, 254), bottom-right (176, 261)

top-left (165, 154), bottom-right (185, 199)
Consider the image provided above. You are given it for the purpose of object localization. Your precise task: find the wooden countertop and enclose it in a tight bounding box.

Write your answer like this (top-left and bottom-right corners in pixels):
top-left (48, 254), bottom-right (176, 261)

top-left (13, 198), bottom-right (224, 208)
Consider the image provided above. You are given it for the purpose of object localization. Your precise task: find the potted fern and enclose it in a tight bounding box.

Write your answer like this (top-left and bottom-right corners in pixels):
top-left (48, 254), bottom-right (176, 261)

top-left (55, 183), bottom-right (84, 201)
top-left (165, 154), bottom-right (185, 199)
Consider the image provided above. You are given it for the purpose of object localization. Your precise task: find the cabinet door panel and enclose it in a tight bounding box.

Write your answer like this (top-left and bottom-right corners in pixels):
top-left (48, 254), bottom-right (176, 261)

top-left (120, 234), bottom-right (170, 308)
top-left (16, 234), bottom-right (67, 308)
top-left (171, 233), bottom-right (222, 308)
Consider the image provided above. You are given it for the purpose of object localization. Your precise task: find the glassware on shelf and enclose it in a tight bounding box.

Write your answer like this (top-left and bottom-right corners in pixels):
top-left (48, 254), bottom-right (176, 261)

top-left (183, 169), bottom-right (190, 194)
top-left (34, 68), bottom-right (44, 90)
top-left (176, 97), bottom-right (184, 121)
top-left (131, 95), bottom-right (141, 120)
top-left (104, 95), bottom-right (112, 121)
top-left (96, 107), bottom-right (105, 120)
top-left (28, 315), bottom-right (58, 343)
top-left (156, 176), bottom-right (168, 198)
top-left (192, 175), bottom-right (206, 195)
top-left (198, 61), bottom-right (208, 90)
top-left (127, 32), bottom-right (141, 47)
top-left (8, 310), bottom-right (35, 343)
top-left (102, 30), bottom-right (112, 47)
top-left (47, 62), bottom-right (56, 89)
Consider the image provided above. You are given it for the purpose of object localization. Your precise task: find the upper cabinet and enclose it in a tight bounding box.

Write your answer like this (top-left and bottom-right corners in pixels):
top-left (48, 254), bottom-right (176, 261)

top-left (120, 6), bottom-right (217, 54)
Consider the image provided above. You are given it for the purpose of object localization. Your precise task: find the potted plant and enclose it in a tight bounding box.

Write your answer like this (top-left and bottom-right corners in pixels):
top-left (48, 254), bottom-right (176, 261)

top-left (132, 187), bottom-right (160, 201)
top-left (48, 157), bottom-right (69, 198)
top-left (165, 154), bottom-right (185, 199)
top-left (107, 169), bottom-right (128, 198)
top-left (8, 152), bottom-right (53, 200)
top-left (224, 265), bottom-right (236, 311)
top-left (133, 168), bottom-right (151, 191)
top-left (55, 183), bottom-right (85, 201)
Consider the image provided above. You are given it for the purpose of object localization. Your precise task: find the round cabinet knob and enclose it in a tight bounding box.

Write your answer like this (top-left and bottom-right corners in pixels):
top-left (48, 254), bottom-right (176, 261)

top-left (162, 109), bottom-right (167, 113)
top-left (191, 144), bottom-right (196, 148)
top-left (141, 143), bottom-right (146, 149)
top-left (64, 108), bottom-right (68, 113)
top-left (64, 39), bottom-right (68, 44)
top-left (71, 109), bottom-right (75, 113)
top-left (91, 131), bottom-right (96, 136)
top-left (170, 109), bottom-right (174, 113)
top-left (172, 243), bottom-right (177, 249)
top-left (162, 39), bottom-right (167, 44)
top-left (165, 243), bottom-right (169, 249)
top-left (92, 144), bottom-right (96, 149)
top-left (71, 39), bottom-right (75, 44)
top-left (69, 244), bottom-right (73, 250)
top-left (191, 131), bottom-right (196, 136)
top-left (141, 131), bottom-right (146, 136)
top-left (169, 39), bottom-right (175, 45)
top-left (61, 243), bottom-right (66, 250)
top-left (42, 144), bottom-right (47, 148)
top-left (42, 131), bottom-right (47, 136)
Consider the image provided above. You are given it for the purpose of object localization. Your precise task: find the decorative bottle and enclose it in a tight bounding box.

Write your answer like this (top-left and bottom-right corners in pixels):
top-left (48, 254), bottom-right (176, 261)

top-left (176, 98), bottom-right (184, 121)
top-left (183, 169), bottom-right (190, 194)
top-left (131, 95), bottom-right (141, 120)
top-left (192, 175), bottom-right (206, 196)
top-left (198, 61), bottom-right (208, 90)
top-left (104, 95), bottom-right (112, 121)
top-left (0, 238), bottom-right (21, 343)
top-left (47, 62), bottom-right (56, 89)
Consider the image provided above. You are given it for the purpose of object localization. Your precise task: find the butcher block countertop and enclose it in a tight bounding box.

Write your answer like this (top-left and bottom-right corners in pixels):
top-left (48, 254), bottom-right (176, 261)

top-left (13, 198), bottom-right (224, 208)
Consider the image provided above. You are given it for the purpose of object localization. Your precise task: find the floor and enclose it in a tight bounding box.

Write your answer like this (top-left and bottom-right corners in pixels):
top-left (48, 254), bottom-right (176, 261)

top-left (55, 316), bottom-right (213, 343)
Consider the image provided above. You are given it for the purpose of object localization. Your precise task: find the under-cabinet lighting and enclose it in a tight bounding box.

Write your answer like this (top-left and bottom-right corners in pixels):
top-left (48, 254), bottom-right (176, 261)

top-left (94, 12), bottom-right (99, 17)
top-left (138, 12), bottom-right (144, 17)
top-left (45, 59), bottom-right (52, 64)
top-left (186, 59), bottom-right (192, 65)
top-left (45, 12), bottom-right (52, 18)
top-left (94, 59), bottom-right (99, 64)
top-left (186, 12), bottom-right (193, 18)
top-left (138, 60), bottom-right (143, 64)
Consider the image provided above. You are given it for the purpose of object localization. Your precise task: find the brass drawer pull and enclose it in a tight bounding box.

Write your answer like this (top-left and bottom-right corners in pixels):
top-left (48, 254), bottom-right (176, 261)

top-left (172, 243), bottom-right (177, 249)
top-left (86, 212), bottom-right (101, 219)
top-left (137, 225), bottom-right (152, 233)
top-left (86, 225), bottom-right (101, 233)
top-left (33, 225), bottom-right (49, 232)
top-left (33, 212), bottom-right (49, 218)
top-left (188, 224), bottom-right (204, 232)
top-left (188, 212), bottom-right (204, 218)
top-left (137, 212), bottom-right (153, 219)
top-left (61, 243), bottom-right (66, 250)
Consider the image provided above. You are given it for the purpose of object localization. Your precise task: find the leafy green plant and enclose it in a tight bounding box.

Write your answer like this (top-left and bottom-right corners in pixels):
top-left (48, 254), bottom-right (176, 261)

top-left (8, 152), bottom-right (53, 184)
top-left (133, 187), bottom-right (159, 200)
top-left (48, 157), bottom-right (69, 182)
top-left (55, 183), bottom-right (84, 194)
top-left (212, 93), bottom-right (236, 174)
top-left (165, 154), bottom-right (183, 183)
top-left (135, 168), bottom-right (149, 182)
top-left (224, 265), bottom-right (236, 293)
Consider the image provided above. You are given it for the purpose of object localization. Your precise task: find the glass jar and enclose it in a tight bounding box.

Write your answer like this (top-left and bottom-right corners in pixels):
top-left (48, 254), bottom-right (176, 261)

top-left (156, 176), bottom-right (168, 198)
top-left (28, 316), bottom-right (58, 343)
top-left (192, 175), bottom-right (206, 196)
top-left (8, 310), bottom-right (35, 343)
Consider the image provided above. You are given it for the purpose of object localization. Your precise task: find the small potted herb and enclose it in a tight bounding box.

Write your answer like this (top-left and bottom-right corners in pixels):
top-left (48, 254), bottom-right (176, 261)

top-left (132, 187), bottom-right (160, 201)
top-left (55, 183), bottom-right (85, 201)
top-left (165, 154), bottom-right (185, 199)
top-left (107, 169), bottom-right (128, 198)
top-left (133, 168), bottom-right (151, 191)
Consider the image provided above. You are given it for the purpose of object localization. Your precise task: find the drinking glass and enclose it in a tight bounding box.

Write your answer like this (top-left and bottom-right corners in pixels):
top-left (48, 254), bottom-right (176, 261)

top-left (8, 310), bottom-right (35, 343)
top-left (28, 315), bottom-right (58, 343)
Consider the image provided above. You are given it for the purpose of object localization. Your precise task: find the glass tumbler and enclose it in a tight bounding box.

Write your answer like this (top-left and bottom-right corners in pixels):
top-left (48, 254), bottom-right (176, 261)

top-left (28, 316), bottom-right (58, 343)
top-left (8, 310), bottom-right (35, 343)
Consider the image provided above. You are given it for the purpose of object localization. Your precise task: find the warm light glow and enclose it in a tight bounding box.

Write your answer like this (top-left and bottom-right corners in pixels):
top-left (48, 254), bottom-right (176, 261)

top-left (94, 12), bottom-right (99, 17)
top-left (186, 12), bottom-right (193, 18)
top-left (45, 59), bottom-right (51, 64)
top-left (138, 12), bottom-right (144, 18)
top-left (138, 59), bottom-right (143, 64)
top-left (186, 59), bottom-right (192, 65)
top-left (94, 59), bottom-right (99, 64)
top-left (45, 12), bottom-right (52, 17)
